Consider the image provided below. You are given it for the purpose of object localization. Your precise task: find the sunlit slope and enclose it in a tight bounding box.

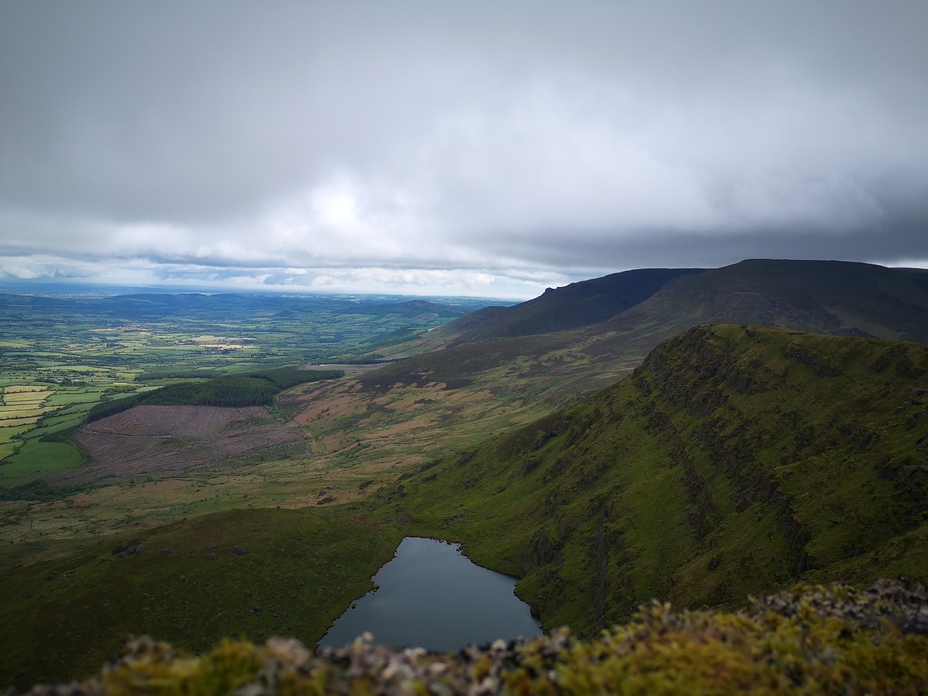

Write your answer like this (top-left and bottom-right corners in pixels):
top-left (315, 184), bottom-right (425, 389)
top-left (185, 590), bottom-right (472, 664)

top-left (360, 326), bottom-right (928, 636)
top-left (289, 260), bottom-right (928, 476)
top-left (0, 508), bottom-right (402, 690)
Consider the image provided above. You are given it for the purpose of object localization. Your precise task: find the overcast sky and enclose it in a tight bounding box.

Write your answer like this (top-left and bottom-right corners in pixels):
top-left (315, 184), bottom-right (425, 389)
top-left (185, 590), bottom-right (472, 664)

top-left (1, 1), bottom-right (927, 298)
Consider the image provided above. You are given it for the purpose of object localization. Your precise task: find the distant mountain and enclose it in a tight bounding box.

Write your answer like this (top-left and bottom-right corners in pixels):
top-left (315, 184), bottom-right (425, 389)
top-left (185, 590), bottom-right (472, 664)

top-left (387, 259), bottom-right (928, 362)
top-left (604, 259), bottom-right (928, 344)
top-left (417, 268), bottom-right (705, 349)
top-left (0, 291), bottom-right (481, 322)
top-left (361, 325), bottom-right (928, 635)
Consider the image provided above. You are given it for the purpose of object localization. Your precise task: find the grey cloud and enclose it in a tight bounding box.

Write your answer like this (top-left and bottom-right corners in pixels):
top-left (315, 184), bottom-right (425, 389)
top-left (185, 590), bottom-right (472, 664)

top-left (1, 1), bottom-right (927, 296)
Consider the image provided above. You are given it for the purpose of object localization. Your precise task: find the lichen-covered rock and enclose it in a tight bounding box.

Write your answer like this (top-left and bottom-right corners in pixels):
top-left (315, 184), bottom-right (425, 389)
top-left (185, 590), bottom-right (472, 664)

top-left (23, 579), bottom-right (928, 695)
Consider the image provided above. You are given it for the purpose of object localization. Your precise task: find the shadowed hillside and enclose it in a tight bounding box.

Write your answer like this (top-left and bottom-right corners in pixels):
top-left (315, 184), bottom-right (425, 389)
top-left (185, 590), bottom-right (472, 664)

top-left (361, 326), bottom-right (928, 636)
top-left (407, 267), bottom-right (705, 352)
top-left (601, 259), bottom-right (928, 345)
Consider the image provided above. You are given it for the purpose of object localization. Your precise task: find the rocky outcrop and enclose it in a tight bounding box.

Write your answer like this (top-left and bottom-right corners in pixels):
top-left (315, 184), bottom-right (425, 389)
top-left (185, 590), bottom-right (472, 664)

top-left (24, 579), bottom-right (928, 695)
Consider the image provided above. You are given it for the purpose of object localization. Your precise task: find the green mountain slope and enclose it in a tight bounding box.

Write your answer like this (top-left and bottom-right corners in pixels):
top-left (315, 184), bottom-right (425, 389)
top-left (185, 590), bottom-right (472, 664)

top-left (0, 509), bottom-right (402, 690)
top-left (361, 326), bottom-right (928, 636)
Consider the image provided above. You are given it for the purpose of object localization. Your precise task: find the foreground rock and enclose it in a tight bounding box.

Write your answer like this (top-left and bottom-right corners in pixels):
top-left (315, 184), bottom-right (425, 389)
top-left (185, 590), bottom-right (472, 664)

top-left (23, 579), bottom-right (928, 695)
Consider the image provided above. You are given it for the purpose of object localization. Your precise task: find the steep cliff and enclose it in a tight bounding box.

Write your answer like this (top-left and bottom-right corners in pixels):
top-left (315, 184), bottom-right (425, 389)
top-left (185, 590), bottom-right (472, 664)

top-left (364, 326), bottom-right (928, 635)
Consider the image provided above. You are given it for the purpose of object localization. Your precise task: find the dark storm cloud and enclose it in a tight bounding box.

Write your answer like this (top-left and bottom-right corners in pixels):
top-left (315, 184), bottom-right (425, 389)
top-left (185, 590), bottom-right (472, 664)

top-left (1, 1), bottom-right (926, 297)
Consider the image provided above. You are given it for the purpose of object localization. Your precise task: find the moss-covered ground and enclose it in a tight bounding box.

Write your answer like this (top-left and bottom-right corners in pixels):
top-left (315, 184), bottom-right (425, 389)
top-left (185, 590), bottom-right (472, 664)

top-left (0, 508), bottom-right (402, 691)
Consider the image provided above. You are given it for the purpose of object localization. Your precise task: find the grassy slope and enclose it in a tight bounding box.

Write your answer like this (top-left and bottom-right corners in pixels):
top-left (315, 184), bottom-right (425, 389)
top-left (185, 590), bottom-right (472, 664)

top-left (359, 326), bottom-right (928, 636)
top-left (0, 508), bottom-right (402, 691)
top-left (285, 333), bottom-right (620, 477)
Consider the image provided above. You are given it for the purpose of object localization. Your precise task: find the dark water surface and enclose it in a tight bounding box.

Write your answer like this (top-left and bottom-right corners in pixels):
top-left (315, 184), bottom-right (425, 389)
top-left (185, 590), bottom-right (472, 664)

top-left (319, 537), bottom-right (542, 651)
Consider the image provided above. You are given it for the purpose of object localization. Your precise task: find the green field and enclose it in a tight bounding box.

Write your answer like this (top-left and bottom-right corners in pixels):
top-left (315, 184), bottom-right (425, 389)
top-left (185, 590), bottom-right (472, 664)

top-left (0, 441), bottom-right (83, 478)
top-left (0, 425), bottom-right (33, 443)
top-left (44, 390), bottom-right (108, 406)
top-left (0, 384), bottom-right (146, 473)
